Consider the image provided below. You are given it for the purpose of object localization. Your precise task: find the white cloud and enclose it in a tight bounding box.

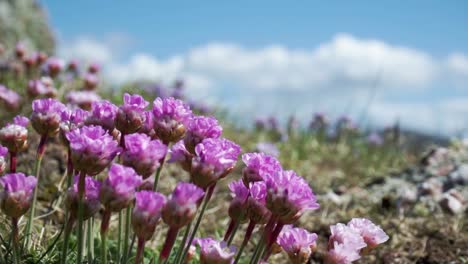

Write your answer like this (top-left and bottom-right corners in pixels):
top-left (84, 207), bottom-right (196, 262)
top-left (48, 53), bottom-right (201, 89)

top-left (59, 38), bottom-right (112, 64)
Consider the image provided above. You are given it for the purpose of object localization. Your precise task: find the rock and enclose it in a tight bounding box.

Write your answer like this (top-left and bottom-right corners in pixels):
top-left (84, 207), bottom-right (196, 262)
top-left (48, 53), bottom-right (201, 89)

top-left (439, 190), bottom-right (465, 214)
top-left (421, 147), bottom-right (455, 177)
top-left (0, 0), bottom-right (55, 54)
top-left (448, 164), bottom-right (468, 185)
top-left (418, 177), bottom-right (443, 197)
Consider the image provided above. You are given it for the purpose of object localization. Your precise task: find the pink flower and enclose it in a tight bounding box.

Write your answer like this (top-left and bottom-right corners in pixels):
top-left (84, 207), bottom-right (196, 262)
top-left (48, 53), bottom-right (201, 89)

top-left (86, 100), bottom-right (118, 131)
top-left (115, 93), bottom-right (149, 134)
top-left (132, 191), bottom-right (166, 241)
top-left (0, 116), bottom-right (29, 153)
top-left (152, 97), bottom-right (192, 143)
top-left (66, 175), bottom-right (101, 220)
top-left (184, 116), bottom-right (222, 153)
top-left (30, 98), bottom-right (67, 136)
top-left (242, 152), bottom-right (282, 185)
top-left (277, 225), bottom-right (318, 264)
top-left (162, 182), bottom-right (204, 229)
top-left (0, 173), bottom-right (37, 218)
top-left (347, 218), bottom-right (389, 248)
top-left (0, 85), bottom-right (21, 111)
top-left (195, 237), bottom-right (236, 264)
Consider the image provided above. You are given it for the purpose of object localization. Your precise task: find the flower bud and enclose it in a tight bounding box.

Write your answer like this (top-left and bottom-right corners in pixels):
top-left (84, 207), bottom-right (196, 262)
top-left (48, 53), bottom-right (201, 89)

top-left (162, 182), bottom-right (204, 229)
top-left (228, 180), bottom-right (249, 223)
top-left (46, 57), bottom-right (65, 77)
top-left (0, 85), bottom-right (21, 111)
top-left (152, 97), bottom-right (192, 143)
top-left (132, 191), bottom-right (166, 241)
top-left (0, 173), bottom-right (37, 218)
top-left (83, 73), bottom-right (99, 90)
top-left (100, 164), bottom-right (142, 212)
top-left (66, 175), bottom-right (101, 220)
top-left (15, 43), bottom-right (26, 59)
top-left (0, 116), bottom-right (29, 153)
top-left (195, 237), bottom-right (236, 264)
top-left (27, 77), bottom-right (57, 98)
top-left (30, 98), bottom-right (67, 136)
top-left (88, 63), bottom-right (100, 74)
top-left (115, 93), bottom-right (149, 135)
top-left (247, 182), bottom-right (271, 224)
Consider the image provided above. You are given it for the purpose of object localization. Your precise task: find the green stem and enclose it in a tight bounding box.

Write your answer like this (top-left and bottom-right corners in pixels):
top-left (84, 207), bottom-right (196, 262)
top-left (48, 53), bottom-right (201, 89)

top-left (87, 219), bottom-right (94, 263)
top-left (122, 206), bottom-right (132, 263)
top-left (226, 220), bottom-right (240, 246)
top-left (234, 221), bottom-right (256, 264)
top-left (100, 210), bottom-right (111, 264)
top-left (179, 184), bottom-right (216, 263)
top-left (117, 211), bottom-right (123, 263)
top-left (173, 223), bottom-right (192, 264)
top-left (60, 214), bottom-right (75, 264)
top-left (25, 135), bottom-right (47, 249)
top-left (152, 154), bottom-right (167, 191)
top-left (76, 170), bottom-right (86, 264)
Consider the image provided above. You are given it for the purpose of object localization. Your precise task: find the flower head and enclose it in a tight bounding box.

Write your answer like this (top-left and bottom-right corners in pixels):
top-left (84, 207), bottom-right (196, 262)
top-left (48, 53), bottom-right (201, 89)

top-left (66, 125), bottom-right (120, 175)
top-left (265, 170), bottom-right (319, 223)
top-left (27, 77), bottom-right (57, 98)
top-left (195, 237), bottom-right (236, 264)
top-left (86, 100), bottom-right (118, 131)
top-left (347, 218), bottom-right (389, 248)
top-left (0, 145), bottom-right (7, 174)
top-left (242, 152), bottom-right (282, 185)
top-left (191, 138), bottom-right (241, 189)
top-left (66, 175), bottom-right (101, 220)
top-left (83, 73), bottom-right (99, 90)
top-left (168, 140), bottom-right (193, 172)
top-left (132, 191), bottom-right (166, 241)
top-left (228, 179), bottom-right (249, 223)
top-left (184, 116), bottom-right (222, 153)
top-left (152, 97), bottom-right (192, 143)
top-left (46, 57), bottom-right (65, 77)
top-left (100, 164), bottom-right (143, 212)
top-left (277, 225), bottom-right (318, 264)
top-left (31, 98), bottom-right (67, 136)
top-left (327, 242), bottom-right (362, 264)
top-left (366, 133), bottom-right (383, 146)
top-left (116, 93), bottom-right (150, 134)
top-left (137, 111), bottom-right (155, 137)
top-left (0, 116), bottom-right (29, 153)
top-left (122, 133), bottom-right (167, 178)
top-left (0, 173), bottom-right (37, 218)
top-left (247, 181), bottom-right (271, 224)
top-left (66, 91), bottom-right (101, 110)
top-left (0, 85), bottom-right (21, 111)
top-left (162, 182), bottom-right (204, 228)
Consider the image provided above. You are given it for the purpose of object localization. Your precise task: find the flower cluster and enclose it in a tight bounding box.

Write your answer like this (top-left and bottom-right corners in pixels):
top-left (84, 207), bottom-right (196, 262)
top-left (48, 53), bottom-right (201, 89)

top-left (0, 116), bottom-right (29, 153)
top-left (0, 173), bottom-right (37, 218)
top-left (132, 191), bottom-right (166, 241)
top-left (30, 98), bottom-right (67, 136)
top-left (100, 164), bottom-right (142, 212)
top-left (152, 97), bottom-right (192, 143)
top-left (116, 93), bottom-right (149, 134)
top-left (277, 225), bottom-right (318, 264)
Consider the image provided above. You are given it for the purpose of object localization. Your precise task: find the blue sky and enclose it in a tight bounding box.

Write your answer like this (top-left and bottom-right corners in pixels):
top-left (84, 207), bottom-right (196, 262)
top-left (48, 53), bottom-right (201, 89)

top-left (41, 1), bottom-right (468, 135)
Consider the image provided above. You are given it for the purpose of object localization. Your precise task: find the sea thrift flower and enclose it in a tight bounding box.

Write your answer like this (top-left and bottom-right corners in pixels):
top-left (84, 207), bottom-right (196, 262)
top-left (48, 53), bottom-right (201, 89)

top-left (100, 164), bottom-right (142, 212)
top-left (67, 59), bottom-right (79, 72)
top-left (0, 116), bottom-right (29, 153)
top-left (88, 63), bottom-right (100, 74)
top-left (0, 173), bottom-right (37, 218)
top-left (347, 218), bottom-right (389, 248)
top-left (46, 57), bottom-right (65, 77)
top-left (66, 176), bottom-right (101, 220)
top-left (366, 133), bottom-right (383, 146)
top-left (83, 73), bottom-right (99, 90)
top-left (122, 133), bottom-right (167, 178)
top-left (66, 125), bottom-right (120, 175)
top-left (247, 182), bottom-right (271, 224)
top-left (309, 112), bottom-right (328, 131)
top-left (162, 182), bottom-right (205, 228)
top-left (195, 237), bottom-right (236, 264)
top-left (0, 145), bottom-right (7, 174)
top-left (191, 138), bottom-right (241, 189)
top-left (132, 191), bottom-right (166, 241)
top-left (184, 116), bottom-right (223, 153)
top-left (152, 97), bottom-right (192, 143)
top-left (66, 91), bottom-right (101, 110)
top-left (327, 223), bottom-right (367, 264)
top-left (59, 108), bottom-right (88, 138)
top-left (86, 100), bottom-right (118, 131)
top-left (265, 170), bottom-right (319, 223)
top-left (228, 180), bottom-right (249, 223)
top-left (168, 140), bottom-right (193, 172)
top-left (277, 226), bottom-right (318, 264)
top-left (115, 93), bottom-right (149, 134)
top-left (327, 242), bottom-right (362, 264)
top-left (15, 43), bottom-right (26, 59)
top-left (137, 111), bottom-right (155, 137)
top-left (242, 152), bottom-right (282, 185)
top-left (27, 77), bottom-right (57, 98)
top-left (0, 85), bottom-right (21, 111)
top-left (30, 98), bottom-right (67, 136)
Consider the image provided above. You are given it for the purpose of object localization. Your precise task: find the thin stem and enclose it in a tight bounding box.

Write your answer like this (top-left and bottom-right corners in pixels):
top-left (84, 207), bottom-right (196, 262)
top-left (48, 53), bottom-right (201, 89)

top-left (250, 217), bottom-right (276, 264)
top-left (227, 220), bottom-right (240, 246)
top-left (180, 184), bottom-right (216, 263)
top-left (66, 148), bottom-right (74, 188)
top-left (234, 221), bottom-right (256, 264)
top-left (60, 214), bottom-right (75, 264)
top-left (223, 219), bottom-right (236, 242)
top-left (159, 227), bottom-right (179, 262)
top-left (25, 135), bottom-right (48, 249)
top-left (117, 211), bottom-right (123, 263)
top-left (261, 222), bottom-right (284, 261)
top-left (11, 218), bottom-right (19, 264)
top-left (87, 219), bottom-right (93, 263)
top-left (9, 152), bottom-right (16, 173)
top-left (152, 154), bottom-right (167, 191)
top-left (76, 170), bottom-right (86, 264)
top-left (122, 206), bottom-right (132, 263)
top-left (135, 238), bottom-right (145, 264)
top-left (173, 223), bottom-right (192, 264)
top-left (100, 210), bottom-right (111, 264)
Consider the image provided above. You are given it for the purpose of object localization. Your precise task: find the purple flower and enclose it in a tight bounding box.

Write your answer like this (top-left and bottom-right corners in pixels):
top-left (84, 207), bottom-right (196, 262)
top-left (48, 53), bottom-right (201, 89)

top-left (137, 111), bottom-right (155, 137)
top-left (366, 133), bottom-right (383, 146)
top-left (100, 164), bottom-right (143, 212)
top-left (0, 85), bottom-right (21, 111)
top-left (328, 223), bottom-right (366, 259)
top-left (31, 98), bottom-right (67, 136)
top-left (242, 152), bottom-right (282, 185)
top-left (228, 180), bottom-right (249, 223)
top-left (66, 125), bottom-right (120, 175)
top-left (191, 138), bottom-right (241, 189)
top-left (247, 181), bottom-right (271, 224)
top-left (60, 108), bottom-right (88, 135)
top-left (184, 116), bottom-right (222, 153)
top-left (0, 117), bottom-right (29, 153)
top-left (0, 173), bottom-right (37, 218)
top-left (46, 57), bottom-right (65, 77)
top-left (168, 140), bottom-right (193, 172)
top-left (122, 133), bottom-right (167, 178)
top-left (88, 63), bottom-right (100, 74)
top-left (277, 225), bottom-right (318, 264)
top-left (347, 218), bottom-right (389, 248)
top-left (27, 77), bottom-right (57, 98)
top-left (309, 112), bottom-right (328, 131)
top-left (66, 91), bottom-right (101, 110)
top-left (195, 237), bottom-right (236, 264)
top-left (116, 93), bottom-right (150, 135)
top-left (327, 242), bottom-right (362, 264)
top-left (132, 191), bottom-right (166, 241)
top-left (0, 144), bottom-right (7, 174)
top-left (265, 170), bottom-right (319, 223)
top-left (152, 97), bottom-right (192, 143)
top-left (66, 175), bottom-right (101, 220)
top-left (83, 73), bottom-right (99, 90)
top-left (15, 42), bottom-right (26, 58)
top-left (162, 182), bottom-right (204, 228)
top-left (86, 100), bottom-right (118, 131)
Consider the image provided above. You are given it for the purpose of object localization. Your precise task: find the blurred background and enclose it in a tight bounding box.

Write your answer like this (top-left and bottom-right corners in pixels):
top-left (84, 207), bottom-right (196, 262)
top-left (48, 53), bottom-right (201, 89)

top-left (4, 0), bottom-right (467, 137)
